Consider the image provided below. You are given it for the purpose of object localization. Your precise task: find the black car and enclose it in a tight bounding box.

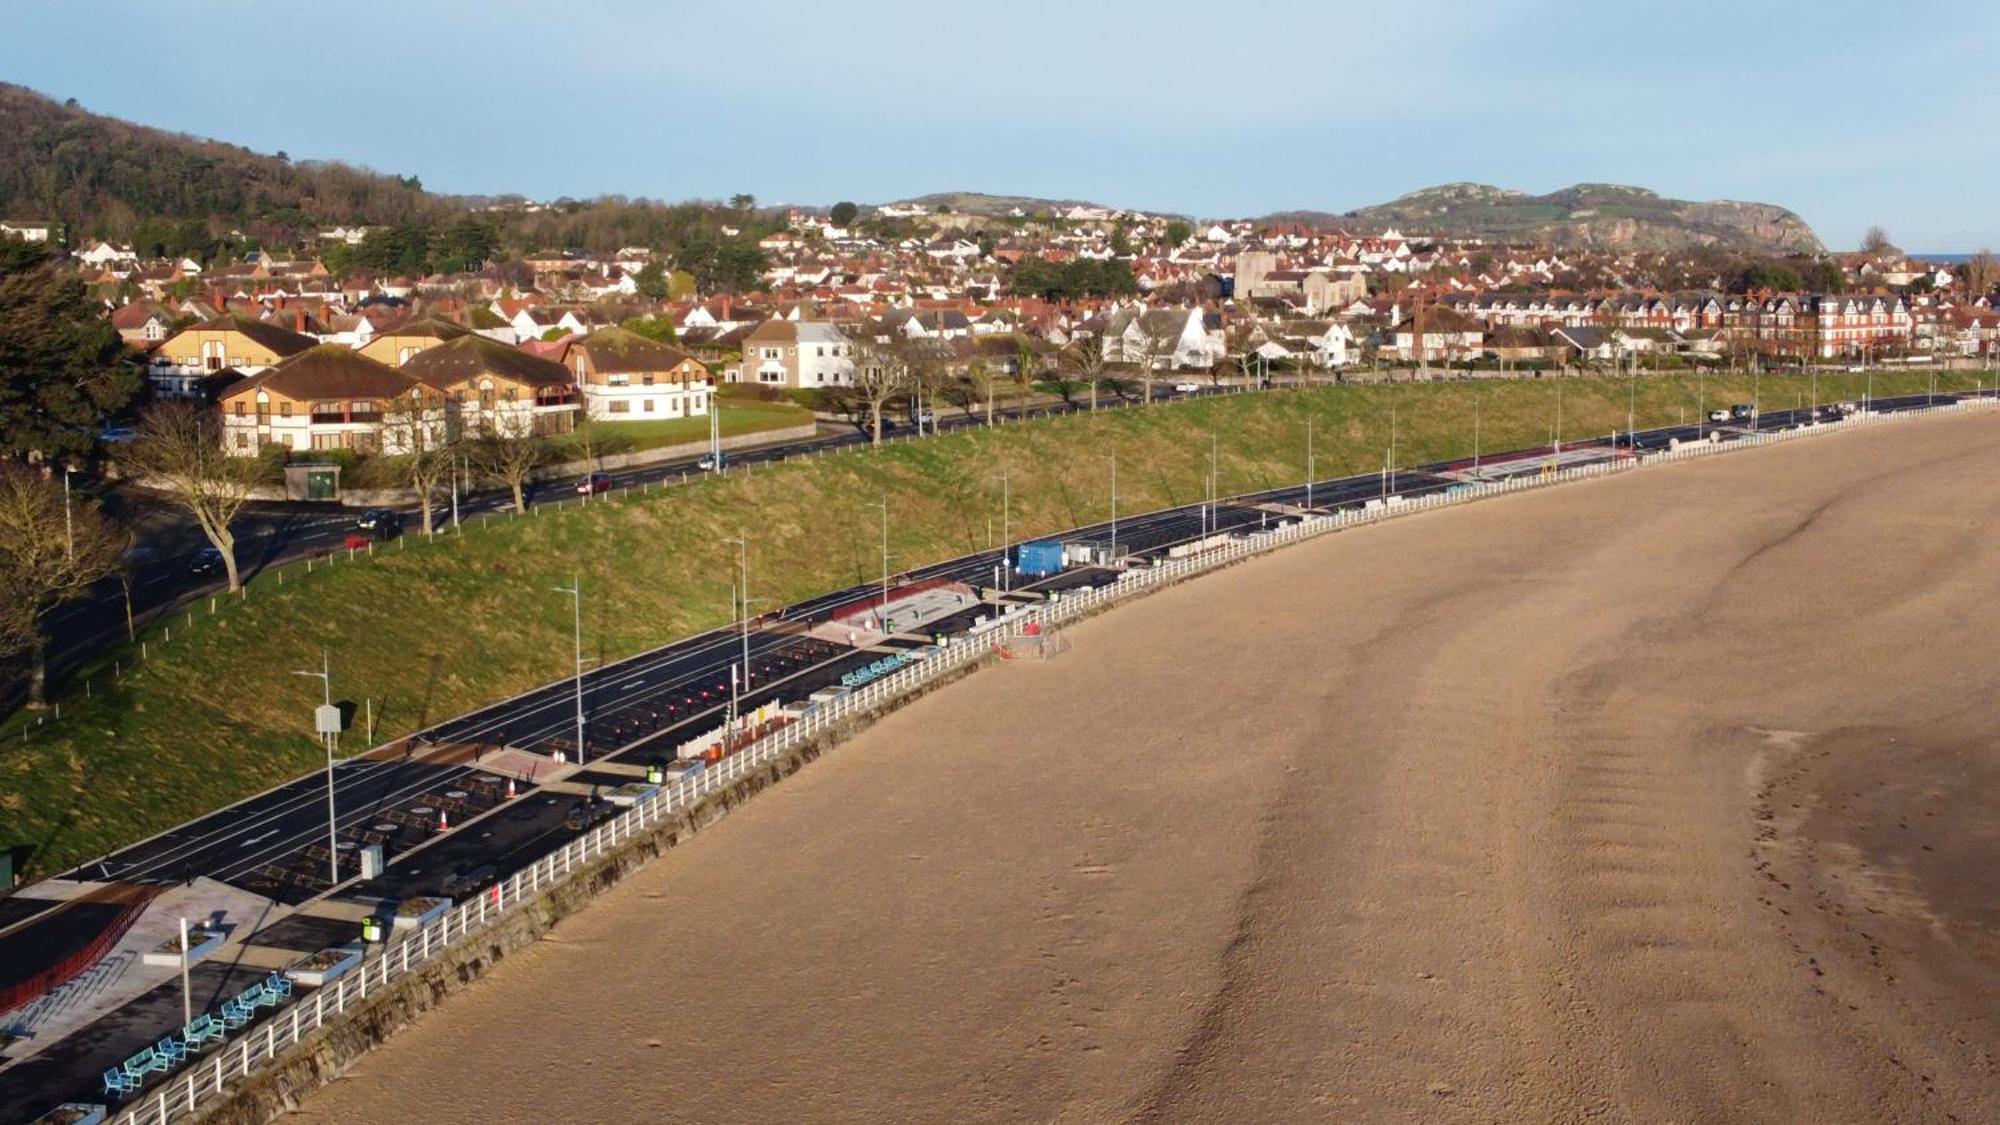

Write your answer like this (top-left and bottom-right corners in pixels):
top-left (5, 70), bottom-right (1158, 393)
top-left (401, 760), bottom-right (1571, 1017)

top-left (355, 508), bottom-right (402, 535)
top-left (188, 546), bottom-right (224, 577)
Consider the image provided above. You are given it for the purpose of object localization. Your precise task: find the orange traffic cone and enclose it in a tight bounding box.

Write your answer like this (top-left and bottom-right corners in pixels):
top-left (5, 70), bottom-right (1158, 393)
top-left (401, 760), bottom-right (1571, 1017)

top-left (505, 776), bottom-right (518, 799)
top-left (437, 808), bottom-right (450, 832)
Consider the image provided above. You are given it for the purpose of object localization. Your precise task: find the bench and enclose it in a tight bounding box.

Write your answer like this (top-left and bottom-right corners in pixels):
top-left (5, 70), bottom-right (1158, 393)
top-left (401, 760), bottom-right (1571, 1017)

top-left (219, 999), bottom-right (252, 1029)
top-left (239, 982), bottom-right (276, 1009)
top-left (156, 1034), bottom-right (188, 1064)
top-left (103, 1067), bottom-right (140, 1097)
top-left (123, 1046), bottom-right (170, 1079)
top-left (264, 972), bottom-right (294, 1000)
top-left (182, 1014), bottom-right (224, 1047)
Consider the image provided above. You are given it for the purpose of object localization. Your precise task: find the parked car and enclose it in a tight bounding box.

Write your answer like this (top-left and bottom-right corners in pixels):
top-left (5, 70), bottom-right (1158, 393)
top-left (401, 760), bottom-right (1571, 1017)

top-left (1707, 408), bottom-right (1731, 422)
top-left (355, 508), bottom-right (402, 537)
top-left (696, 452), bottom-right (725, 471)
top-left (915, 409), bottom-right (936, 426)
top-left (188, 546), bottom-right (224, 577)
top-left (1729, 403), bottom-right (1757, 420)
top-left (1173, 382), bottom-right (1202, 394)
top-left (576, 471), bottom-right (613, 495)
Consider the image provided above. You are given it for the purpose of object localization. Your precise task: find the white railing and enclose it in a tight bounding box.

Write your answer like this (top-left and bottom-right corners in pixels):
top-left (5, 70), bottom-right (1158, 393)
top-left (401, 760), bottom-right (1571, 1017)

top-left (108, 394), bottom-right (1993, 1125)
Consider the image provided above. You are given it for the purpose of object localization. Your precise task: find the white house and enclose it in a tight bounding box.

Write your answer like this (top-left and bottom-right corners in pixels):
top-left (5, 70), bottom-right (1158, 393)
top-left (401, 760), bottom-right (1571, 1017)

top-left (555, 327), bottom-right (713, 421)
top-left (737, 319), bottom-right (854, 388)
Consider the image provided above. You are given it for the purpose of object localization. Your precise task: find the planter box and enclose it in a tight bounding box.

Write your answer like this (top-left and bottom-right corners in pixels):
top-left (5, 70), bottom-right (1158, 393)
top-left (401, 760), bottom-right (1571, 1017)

top-left (286, 943), bottom-right (364, 987)
top-left (602, 782), bottom-right (659, 808)
top-left (32, 1105), bottom-right (106, 1125)
top-left (142, 929), bottom-right (224, 967)
top-left (390, 897), bottom-right (451, 930)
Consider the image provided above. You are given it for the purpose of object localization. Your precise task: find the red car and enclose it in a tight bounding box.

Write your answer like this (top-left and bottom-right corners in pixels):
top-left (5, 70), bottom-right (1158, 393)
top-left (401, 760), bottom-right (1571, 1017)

top-left (576, 472), bottom-right (613, 495)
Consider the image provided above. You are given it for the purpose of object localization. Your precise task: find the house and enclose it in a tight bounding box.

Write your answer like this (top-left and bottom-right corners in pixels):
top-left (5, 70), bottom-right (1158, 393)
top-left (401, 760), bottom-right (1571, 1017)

top-left (509, 306), bottom-right (599, 341)
top-left (217, 346), bottom-right (449, 455)
top-left (358, 316), bottom-right (472, 366)
top-left (152, 314), bottom-right (317, 399)
top-left (736, 319), bottom-right (855, 388)
top-left (1099, 307), bottom-right (1225, 369)
top-left (110, 302), bottom-right (173, 346)
top-left (399, 334), bottom-right (581, 437)
top-left (75, 240), bottom-right (137, 270)
top-left (555, 327), bottom-right (712, 420)
top-left (1301, 321), bottom-right (1355, 367)
top-left (0, 219), bottom-right (56, 242)
top-left (1390, 308), bottom-right (1484, 361)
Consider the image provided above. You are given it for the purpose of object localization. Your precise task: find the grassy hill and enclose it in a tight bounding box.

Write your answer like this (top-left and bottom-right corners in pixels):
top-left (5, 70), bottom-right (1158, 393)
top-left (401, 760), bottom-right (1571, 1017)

top-left (1267, 182), bottom-right (1824, 254)
top-left (0, 369), bottom-right (1979, 878)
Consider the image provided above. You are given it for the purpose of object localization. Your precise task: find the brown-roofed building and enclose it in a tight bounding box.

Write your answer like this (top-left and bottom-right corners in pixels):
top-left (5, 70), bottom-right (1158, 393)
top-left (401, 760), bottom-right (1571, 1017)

top-left (357, 316), bottom-right (472, 367)
top-left (553, 326), bottom-right (713, 421)
top-left (152, 314), bottom-right (317, 399)
top-left (217, 346), bottom-right (447, 455)
top-left (400, 334), bottom-right (582, 437)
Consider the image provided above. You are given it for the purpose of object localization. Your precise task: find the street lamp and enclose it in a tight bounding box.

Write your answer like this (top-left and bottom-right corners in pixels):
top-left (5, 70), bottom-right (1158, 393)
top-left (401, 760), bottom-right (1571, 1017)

top-left (1107, 451), bottom-right (1118, 560)
top-left (990, 470), bottom-right (1010, 592)
top-left (552, 576), bottom-right (587, 764)
top-left (869, 499), bottom-right (891, 622)
top-left (1305, 416), bottom-right (1316, 508)
top-left (722, 535), bottom-right (750, 691)
top-left (290, 649), bottom-right (340, 887)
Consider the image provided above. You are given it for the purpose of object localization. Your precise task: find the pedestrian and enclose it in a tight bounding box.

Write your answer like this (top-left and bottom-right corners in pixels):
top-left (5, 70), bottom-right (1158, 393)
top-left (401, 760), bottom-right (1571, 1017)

top-left (182, 863), bottom-right (193, 887)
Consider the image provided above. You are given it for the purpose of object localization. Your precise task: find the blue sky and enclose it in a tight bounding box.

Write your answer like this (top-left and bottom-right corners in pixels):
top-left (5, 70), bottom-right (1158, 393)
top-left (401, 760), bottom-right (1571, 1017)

top-left (6, 1), bottom-right (1996, 250)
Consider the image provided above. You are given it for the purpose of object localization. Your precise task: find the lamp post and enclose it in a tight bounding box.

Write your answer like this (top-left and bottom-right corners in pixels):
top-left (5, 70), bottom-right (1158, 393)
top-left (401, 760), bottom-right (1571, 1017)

top-left (722, 535), bottom-right (750, 690)
top-left (1107, 451), bottom-right (1118, 560)
top-left (1305, 416), bottom-right (1315, 508)
top-left (869, 499), bottom-right (890, 619)
top-left (552, 575), bottom-right (586, 764)
top-left (1206, 433), bottom-right (1218, 537)
top-left (991, 471), bottom-right (1010, 592)
top-left (290, 649), bottom-right (339, 887)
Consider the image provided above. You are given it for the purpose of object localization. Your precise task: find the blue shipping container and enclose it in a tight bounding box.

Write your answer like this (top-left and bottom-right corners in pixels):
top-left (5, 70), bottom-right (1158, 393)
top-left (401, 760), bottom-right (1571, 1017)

top-left (1015, 540), bottom-right (1065, 578)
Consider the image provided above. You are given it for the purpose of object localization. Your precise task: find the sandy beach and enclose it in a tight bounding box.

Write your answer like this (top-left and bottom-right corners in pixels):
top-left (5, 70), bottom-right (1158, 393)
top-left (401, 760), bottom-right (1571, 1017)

top-left (293, 410), bottom-right (2000, 1123)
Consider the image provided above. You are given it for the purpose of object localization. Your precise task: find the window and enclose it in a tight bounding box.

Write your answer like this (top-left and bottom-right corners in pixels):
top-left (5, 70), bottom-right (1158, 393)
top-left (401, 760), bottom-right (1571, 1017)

top-left (234, 432), bottom-right (250, 449)
top-left (607, 400), bottom-right (630, 414)
top-left (642, 374), bottom-right (655, 386)
top-left (279, 402), bottom-right (292, 417)
top-left (643, 399), bottom-right (654, 413)
top-left (233, 402), bottom-right (246, 417)
top-left (608, 373), bottom-right (629, 386)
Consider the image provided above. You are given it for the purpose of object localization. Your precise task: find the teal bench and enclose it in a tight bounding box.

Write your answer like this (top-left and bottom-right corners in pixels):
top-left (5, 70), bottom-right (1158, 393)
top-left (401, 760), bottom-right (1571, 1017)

top-left (103, 1067), bottom-right (140, 1096)
top-left (182, 1014), bottom-right (224, 1046)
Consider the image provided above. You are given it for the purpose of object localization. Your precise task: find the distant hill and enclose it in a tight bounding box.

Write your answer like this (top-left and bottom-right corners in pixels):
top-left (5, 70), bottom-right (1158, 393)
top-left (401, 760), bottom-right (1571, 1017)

top-left (0, 83), bottom-right (449, 249)
top-left (1265, 182), bottom-right (1824, 254)
top-left (879, 192), bottom-right (1119, 218)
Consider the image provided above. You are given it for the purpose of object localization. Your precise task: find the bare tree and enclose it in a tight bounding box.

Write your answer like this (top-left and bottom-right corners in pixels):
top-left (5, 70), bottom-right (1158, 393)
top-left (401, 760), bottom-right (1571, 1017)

top-left (966, 356), bottom-right (1003, 425)
top-left (471, 416), bottom-right (552, 513)
top-left (1061, 340), bottom-right (1106, 411)
top-left (848, 336), bottom-right (910, 446)
top-left (123, 402), bottom-right (258, 592)
top-left (1861, 226), bottom-right (1895, 256)
top-left (378, 387), bottom-right (457, 535)
top-left (1963, 248), bottom-right (1997, 298)
top-left (0, 465), bottom-right (124, 706)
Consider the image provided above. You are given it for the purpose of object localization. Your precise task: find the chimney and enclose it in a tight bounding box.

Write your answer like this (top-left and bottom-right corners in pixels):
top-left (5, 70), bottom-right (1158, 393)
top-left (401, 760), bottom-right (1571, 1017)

top-left (295, 309), bottom-right (305, 332)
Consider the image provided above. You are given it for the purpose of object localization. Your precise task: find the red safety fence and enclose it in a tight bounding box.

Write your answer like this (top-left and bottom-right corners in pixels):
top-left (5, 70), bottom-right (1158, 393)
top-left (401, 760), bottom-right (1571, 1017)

top-left (0, 891), bottom-right (155, 1017)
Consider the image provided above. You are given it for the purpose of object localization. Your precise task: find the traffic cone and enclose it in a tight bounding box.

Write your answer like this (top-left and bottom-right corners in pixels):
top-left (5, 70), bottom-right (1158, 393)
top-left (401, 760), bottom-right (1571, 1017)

top-left (437, 808), bottom-right (450, 832)
top-left (506, 776), bottom-right (518, 799)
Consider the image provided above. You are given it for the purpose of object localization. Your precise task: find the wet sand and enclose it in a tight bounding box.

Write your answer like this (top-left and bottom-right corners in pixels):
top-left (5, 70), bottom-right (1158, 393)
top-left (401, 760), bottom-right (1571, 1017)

top-left (295, 410), bottom-right (2000, 1123)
